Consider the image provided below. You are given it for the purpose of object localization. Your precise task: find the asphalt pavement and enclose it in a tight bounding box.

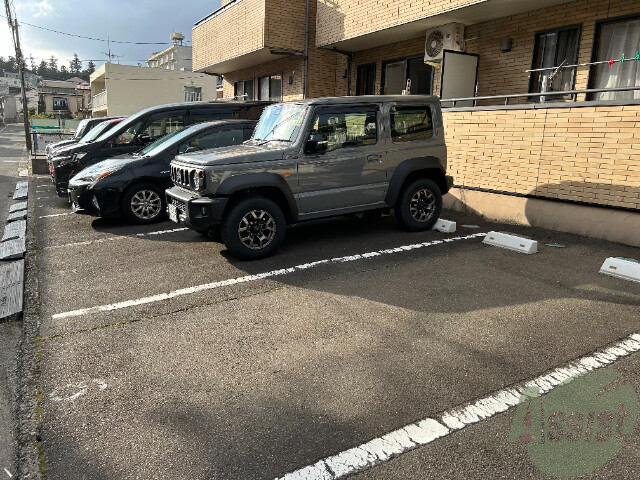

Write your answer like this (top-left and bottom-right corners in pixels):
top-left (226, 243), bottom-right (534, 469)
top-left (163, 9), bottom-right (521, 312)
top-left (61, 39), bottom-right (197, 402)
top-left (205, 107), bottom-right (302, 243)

top-left (26, 168), bottom-right (640, 480)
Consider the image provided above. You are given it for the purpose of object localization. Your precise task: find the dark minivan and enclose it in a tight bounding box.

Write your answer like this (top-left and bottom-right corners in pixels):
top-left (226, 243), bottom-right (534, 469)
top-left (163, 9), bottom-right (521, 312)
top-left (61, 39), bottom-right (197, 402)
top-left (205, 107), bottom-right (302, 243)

top-left (50, 101), bottom-right (269, 197)
top-left (45, 116), bottom-right (122, 156)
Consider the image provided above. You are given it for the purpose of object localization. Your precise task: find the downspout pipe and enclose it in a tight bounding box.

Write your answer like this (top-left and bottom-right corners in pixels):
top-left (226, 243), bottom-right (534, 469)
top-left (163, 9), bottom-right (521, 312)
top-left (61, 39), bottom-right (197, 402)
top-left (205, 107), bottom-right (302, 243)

top-left (304, 0), bottom-right (309, 99)
top-left (333, 48), bottom-right (353, 96)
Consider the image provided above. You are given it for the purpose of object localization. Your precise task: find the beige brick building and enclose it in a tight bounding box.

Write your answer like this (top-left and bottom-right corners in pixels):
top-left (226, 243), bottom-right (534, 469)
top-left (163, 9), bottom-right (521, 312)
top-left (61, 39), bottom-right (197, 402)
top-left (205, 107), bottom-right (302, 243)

top-left (192, 0), bottom-right (640, 244)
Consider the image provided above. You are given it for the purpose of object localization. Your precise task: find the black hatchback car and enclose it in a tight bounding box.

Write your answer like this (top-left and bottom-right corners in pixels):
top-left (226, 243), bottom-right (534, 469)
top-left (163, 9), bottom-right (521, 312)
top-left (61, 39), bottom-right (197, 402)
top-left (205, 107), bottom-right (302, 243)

top-left (45, 116), bottom-right (122, 157)
top-left (51, 101), bottom-right (269, 197)
top-left (68, 120), bottom-right (256, 224)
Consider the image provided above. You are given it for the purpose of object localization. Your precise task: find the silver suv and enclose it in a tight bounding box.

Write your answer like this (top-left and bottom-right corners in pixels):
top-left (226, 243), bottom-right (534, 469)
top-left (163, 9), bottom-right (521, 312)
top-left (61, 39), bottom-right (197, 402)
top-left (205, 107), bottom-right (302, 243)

top-left (166, 95), bottom-right (452, 259)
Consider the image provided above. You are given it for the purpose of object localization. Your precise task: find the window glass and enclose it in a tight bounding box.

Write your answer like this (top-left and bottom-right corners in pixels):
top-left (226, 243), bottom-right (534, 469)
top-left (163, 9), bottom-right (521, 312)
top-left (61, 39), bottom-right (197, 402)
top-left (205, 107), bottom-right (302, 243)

top-left (258, 74), bottom-right (283, 101)
top-left (530, 27), bottom-right (579, 95)
top-left (53, 97), bottom-right (68, 110)
top-left (114, 121), bottom-right (143, 145)
top-left (234, 79), bottom-right (254, 100)
top-left (177, 128), bottom-right (245, 153)
top-left (390, 106), bottom-right (433, 143)
top-left (407, 58), bottom-right (433, 95)
top-left (190, 109), bottom-right (241, 122)
top-left (140, 114), bottom-right (186, 142)
top-left (592, 18), bottom-right (640, 100)
top-left (383, 61), bottom-right (405, 94)
top-left (356, 64), bottom-right (376, 95)
top-left (308, 108), bottom-right (377, 153)
top-left (253, 103), bottom-right (306, 142)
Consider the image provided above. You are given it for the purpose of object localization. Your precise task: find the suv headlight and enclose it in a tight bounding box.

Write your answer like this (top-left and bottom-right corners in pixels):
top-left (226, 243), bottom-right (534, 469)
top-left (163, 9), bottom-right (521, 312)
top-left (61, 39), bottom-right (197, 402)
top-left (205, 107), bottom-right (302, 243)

top-left (191, 170), bottom-right (205, 190)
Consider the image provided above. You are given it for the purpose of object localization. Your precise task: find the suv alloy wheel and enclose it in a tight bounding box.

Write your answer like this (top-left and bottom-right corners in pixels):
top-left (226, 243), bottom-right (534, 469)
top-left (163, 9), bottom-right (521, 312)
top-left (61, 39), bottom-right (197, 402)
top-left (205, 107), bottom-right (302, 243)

top-left (221, 196), bottom-right (286, 260)
top-left (395, 178), bottom-right (442, 231)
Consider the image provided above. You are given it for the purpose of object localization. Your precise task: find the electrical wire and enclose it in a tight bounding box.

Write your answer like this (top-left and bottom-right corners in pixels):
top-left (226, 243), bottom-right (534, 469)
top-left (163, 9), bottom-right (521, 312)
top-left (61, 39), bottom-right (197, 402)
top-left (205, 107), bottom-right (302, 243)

top-left (0, 12), bottom-right (191, 45)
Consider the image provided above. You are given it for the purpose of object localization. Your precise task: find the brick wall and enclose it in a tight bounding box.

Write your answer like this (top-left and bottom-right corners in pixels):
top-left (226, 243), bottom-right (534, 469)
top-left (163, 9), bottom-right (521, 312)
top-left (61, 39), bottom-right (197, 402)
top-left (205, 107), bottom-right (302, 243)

top-left (316, 0), bottom-right (485, 47)
top-left (444, 105), bottom-right (640, 210)
top-left (342, 0), bottom-right (639, 99)
top-left (192, 0), bottom-right (266, 71)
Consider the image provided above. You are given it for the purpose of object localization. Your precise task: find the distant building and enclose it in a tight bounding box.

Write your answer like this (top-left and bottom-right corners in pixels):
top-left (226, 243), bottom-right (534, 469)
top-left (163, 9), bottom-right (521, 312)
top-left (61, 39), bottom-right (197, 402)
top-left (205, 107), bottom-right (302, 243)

top-left (37, 79), bottom-right (83, 115)
top-left (146, 33), bottom-right (193, 71)
top-left (90, 63), bottom-right (218, 117)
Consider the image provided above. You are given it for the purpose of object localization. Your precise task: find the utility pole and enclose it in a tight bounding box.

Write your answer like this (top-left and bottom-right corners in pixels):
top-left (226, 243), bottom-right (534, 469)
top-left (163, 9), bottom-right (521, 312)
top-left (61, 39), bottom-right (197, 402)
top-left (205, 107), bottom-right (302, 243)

top-left (4, 0), bottom-right (32, 151)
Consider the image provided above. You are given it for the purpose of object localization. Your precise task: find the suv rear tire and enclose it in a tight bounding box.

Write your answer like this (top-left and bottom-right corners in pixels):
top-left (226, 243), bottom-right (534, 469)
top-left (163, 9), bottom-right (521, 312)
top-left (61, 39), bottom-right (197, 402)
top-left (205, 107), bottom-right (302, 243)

top-left (395, 178), bottom-right (442, 231)
top-left (122, 183), bottom-right (166, 225)
top-left (221, 196), bottom-right (286, 260)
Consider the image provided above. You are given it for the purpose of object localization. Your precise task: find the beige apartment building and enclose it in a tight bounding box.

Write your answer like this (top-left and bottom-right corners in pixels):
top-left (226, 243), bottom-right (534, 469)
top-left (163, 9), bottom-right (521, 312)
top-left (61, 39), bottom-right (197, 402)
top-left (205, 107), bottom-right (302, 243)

top-left (90, 63), bottom-right (218, 117)
top-left (193, 0), bottom-right (640, 245)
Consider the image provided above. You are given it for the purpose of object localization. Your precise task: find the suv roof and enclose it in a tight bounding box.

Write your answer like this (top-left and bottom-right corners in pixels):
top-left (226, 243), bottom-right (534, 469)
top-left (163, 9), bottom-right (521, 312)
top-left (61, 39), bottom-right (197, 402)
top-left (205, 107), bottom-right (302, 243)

top-left (288, 95), bottom-right (440, 106)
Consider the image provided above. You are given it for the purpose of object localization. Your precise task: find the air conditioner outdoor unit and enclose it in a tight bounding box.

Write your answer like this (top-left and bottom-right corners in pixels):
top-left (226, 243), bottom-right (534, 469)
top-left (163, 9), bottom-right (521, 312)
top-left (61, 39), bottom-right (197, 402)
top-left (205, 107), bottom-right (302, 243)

top-left (424, 23), bottom-right (465, 64)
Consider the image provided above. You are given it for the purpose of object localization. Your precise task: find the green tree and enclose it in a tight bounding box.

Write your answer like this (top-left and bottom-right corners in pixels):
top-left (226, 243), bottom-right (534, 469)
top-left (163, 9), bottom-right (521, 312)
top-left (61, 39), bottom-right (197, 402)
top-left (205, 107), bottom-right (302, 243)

top-left (37, 60), bottom-right (48, 76)
top-left (29, 54), bottom-right (36, 72)
top-left (48, 55), bottom-right (58, 72)
top-left (60, 65), bottom-right (68, 76)
top-left (69, 53), bottom-right (82, 75)
top-left (87, 61), bottom-right (95, 75)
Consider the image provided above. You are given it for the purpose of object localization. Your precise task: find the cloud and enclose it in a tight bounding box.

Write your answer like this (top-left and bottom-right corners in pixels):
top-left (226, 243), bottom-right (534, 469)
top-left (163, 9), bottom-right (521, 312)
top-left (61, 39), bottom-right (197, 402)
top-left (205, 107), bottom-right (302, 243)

top-left (28, 0), bottom-right (56, 18)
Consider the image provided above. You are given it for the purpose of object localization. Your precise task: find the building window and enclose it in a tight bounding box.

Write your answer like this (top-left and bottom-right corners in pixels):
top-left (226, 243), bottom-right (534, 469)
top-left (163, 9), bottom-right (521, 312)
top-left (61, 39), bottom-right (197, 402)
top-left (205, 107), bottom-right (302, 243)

top-left (258, 73), bottom-right (283, 101)
top-left (356, 63), bottom-right (376, 95)
top-left (590, 16), bottom-right (640, 100)
top-left (52, 97), bottom-right (68, 111)
top-left (381, 56), bottom-right (434, 95)
top-left (234, 78), bottom-right (254, 100)
top-left (390, 105), bottom-right (433, 143)
top-left (529, 25), bottom-right (580, 96)
top-left (184, 86), bottom-right (202, 102)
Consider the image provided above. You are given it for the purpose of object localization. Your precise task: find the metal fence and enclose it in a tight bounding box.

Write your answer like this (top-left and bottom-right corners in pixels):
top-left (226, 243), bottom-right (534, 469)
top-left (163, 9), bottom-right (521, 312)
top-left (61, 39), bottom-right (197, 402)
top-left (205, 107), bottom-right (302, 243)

top-left (30, 130), bottom-right (75, 157)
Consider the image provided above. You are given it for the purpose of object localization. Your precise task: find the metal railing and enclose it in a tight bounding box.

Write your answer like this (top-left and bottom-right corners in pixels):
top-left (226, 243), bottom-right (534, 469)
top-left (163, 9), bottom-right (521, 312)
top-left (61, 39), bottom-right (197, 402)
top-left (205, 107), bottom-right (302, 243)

top-left (92, 91), bottom-right (107, 109)
top-left (442, 85), bottom-right (640, 108)
top-left (184, 91), bottom-right (202, 102)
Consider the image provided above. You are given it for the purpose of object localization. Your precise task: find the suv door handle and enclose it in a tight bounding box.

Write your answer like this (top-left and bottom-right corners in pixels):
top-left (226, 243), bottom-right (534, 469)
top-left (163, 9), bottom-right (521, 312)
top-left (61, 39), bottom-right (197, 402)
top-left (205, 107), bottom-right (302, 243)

top-left (367, 154), bottom-right (381, 163)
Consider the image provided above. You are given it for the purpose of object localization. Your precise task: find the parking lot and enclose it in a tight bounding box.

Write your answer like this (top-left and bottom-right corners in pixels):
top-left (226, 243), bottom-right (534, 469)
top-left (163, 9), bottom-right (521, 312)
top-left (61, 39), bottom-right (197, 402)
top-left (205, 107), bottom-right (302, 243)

top-left (29, 172), bottom-right (640, 479)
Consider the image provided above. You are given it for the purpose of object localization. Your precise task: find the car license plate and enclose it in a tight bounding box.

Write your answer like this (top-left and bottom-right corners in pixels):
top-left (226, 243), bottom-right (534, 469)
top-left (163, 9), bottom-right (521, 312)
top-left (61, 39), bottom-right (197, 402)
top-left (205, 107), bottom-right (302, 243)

top-left (168, 203), bottom-right (179, 223)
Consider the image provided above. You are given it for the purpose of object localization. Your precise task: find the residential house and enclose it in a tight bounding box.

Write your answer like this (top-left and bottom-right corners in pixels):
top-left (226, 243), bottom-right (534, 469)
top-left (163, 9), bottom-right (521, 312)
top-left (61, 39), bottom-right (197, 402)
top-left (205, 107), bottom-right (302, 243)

top-left (90, 63), bottom-right (218, 117)
top-left (192, 0), bottom-right (640, 244)
top-left (37, 79), bottom-right (83, 116)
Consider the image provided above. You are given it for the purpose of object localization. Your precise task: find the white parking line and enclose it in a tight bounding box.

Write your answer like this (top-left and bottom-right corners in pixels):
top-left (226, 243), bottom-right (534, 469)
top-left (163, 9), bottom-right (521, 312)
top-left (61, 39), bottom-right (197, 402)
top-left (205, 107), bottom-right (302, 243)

top-left (51, 233), bottom-right (486, 320)
top-left (276, 333), bottom-right (640, 480)
top-left (39, 212), bottom-right (75, 219)
top-left (45, 227), bottom-right (189, 250)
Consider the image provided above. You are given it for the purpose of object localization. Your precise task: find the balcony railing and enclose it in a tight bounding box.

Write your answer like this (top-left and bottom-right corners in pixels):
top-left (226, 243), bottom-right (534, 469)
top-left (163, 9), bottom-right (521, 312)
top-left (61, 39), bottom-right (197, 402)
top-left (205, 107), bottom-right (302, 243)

top-left (92, 91), bottom-right (107, 109)
top-left (184, 91), bottom-right (202, 102)
top-left (442, 86), bottom-right (640, 109)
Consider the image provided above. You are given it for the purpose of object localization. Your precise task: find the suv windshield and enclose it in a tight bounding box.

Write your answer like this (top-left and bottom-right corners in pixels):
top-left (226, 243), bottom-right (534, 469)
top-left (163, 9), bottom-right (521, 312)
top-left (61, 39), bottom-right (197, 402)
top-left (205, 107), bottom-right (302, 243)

top-left (253, 103), bottom-right (306, 143)
top-left (137, 126), bottom-right (195, 157)
top-left (81, 121), bottom-right (120, 143)
top-left (73, 119), bottom-right (90, 139)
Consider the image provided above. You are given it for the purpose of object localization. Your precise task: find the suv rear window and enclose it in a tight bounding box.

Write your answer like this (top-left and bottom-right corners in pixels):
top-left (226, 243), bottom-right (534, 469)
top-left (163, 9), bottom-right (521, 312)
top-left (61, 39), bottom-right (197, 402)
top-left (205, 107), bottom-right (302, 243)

top-left (391, 106), bottom-right (433, 143)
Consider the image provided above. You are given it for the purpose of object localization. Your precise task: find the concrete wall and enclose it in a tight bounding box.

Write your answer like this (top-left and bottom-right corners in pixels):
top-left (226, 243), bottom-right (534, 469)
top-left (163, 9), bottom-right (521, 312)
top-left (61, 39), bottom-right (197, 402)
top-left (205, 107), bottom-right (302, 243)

top-left (90, 63), bottom-right (217, 117)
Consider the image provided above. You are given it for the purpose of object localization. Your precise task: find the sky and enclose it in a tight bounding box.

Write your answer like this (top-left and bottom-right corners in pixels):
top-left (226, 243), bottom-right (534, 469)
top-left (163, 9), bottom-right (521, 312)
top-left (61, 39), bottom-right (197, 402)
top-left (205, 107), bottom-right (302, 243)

top-left (1, 0), bottom-right (221, 70)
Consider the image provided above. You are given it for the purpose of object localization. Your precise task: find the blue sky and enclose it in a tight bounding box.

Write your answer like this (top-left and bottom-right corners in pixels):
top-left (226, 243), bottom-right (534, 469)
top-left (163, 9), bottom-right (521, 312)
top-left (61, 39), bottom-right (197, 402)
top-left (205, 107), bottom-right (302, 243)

top-left (1, 0), bottom-right (221, 70)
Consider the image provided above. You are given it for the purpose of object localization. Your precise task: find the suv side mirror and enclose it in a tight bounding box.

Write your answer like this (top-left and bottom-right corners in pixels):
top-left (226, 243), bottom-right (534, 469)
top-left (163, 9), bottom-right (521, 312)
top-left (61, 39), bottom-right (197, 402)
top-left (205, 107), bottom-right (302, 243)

top-left (304, 133), bottom-right (327, 154)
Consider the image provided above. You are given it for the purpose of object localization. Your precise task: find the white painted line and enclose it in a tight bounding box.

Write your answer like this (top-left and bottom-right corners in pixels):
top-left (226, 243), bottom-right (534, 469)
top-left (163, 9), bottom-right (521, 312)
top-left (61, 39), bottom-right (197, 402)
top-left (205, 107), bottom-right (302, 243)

top-left (38, 212), bottom-right (75, 219)
top-left (276, 332), bottom-right (640, 479)
top-left (52, 232), bottom-right (486, 320)
top-left (45, 227), bottom-right (190, 250)
top-left (36, 196), bottom-right (56, 200)
top-left (3, 468), bottom-right (12, 478)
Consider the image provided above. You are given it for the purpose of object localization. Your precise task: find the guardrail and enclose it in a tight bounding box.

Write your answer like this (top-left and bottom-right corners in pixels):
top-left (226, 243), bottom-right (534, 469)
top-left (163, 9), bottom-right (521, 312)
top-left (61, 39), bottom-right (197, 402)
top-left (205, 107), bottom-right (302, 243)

top-left (92, 91), bottom-right (107, 109)
top-left (29, 130), bottom-right (74, 157)
top-left (442, 85), bottom-right (640, 108)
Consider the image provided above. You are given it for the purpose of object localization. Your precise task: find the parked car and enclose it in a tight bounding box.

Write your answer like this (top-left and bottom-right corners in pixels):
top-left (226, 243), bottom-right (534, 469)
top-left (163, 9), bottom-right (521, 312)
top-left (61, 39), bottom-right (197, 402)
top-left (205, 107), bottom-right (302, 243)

top-left (45, 116), bottom-right (122, 156)
top-left (50, 101), bottom-right (270, 197)
top-left (48, 118), bottom-right (125, 180)
top-left (166, 95), bottom-right (452, 259)
top-left (67, 120), bottom-right (256, 224)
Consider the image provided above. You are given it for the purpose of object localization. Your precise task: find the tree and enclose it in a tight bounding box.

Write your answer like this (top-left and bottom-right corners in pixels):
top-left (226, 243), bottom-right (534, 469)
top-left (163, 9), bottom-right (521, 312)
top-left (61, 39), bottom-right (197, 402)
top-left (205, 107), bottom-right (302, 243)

top-left (48, 55), bottom-right (58, 72)
top-left (87, 61), bottom-right (95, 75)
top-left (29, 54), bottom-right (36, 72)
top-left (37, 60), bottom-right (48, 76)
top-left (69, 53), bottom-right (82, 75)
top-left (60, 65), bottom-right (68, 75)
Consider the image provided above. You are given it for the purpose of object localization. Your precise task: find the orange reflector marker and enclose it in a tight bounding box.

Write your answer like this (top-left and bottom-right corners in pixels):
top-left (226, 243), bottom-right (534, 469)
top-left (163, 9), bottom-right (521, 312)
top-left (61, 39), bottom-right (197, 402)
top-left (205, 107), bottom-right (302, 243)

top-left (284, 172), bottom-right (291, 178)
top-left (199, 171), bottom-right (205, 178)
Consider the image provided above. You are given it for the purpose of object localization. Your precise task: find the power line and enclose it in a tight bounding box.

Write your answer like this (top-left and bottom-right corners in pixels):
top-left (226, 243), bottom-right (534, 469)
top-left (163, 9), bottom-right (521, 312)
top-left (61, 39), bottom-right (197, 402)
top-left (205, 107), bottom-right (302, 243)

top-left (0, 12), bottom-right (191, 45)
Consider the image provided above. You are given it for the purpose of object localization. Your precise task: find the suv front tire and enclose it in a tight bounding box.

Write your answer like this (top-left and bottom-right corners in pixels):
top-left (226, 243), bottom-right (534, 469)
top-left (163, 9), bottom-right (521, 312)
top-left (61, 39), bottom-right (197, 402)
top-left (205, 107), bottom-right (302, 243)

top-left (395, 178), bottom-right (442, 231)
top-left (221, 196), bottom-right (286, 260)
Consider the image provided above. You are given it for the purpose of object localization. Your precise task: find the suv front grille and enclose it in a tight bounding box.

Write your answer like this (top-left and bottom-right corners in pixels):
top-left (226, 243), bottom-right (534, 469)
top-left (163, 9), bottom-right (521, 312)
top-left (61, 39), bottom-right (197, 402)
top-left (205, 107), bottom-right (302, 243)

top-left (171, 165), bottom-right (197, 190)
